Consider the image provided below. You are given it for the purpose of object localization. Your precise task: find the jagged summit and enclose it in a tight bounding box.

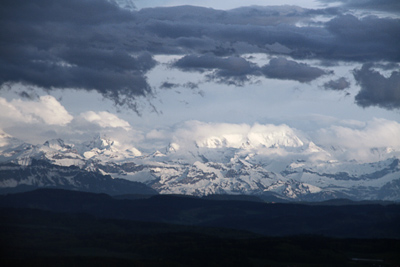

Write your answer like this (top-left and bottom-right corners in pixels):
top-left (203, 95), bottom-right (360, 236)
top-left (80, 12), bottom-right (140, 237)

top-left (0, 132), bottom-right (142, 166)
top-left (72, 135), bottom-right (142, 161)
top-left (0, 130), bottom-right (24, 150)
top-left (81, 135), bottom-right (114, 151)
top-left (166, 143), bottom-right (180, 153)
top-left (43, 139), bottom-right (73, 151)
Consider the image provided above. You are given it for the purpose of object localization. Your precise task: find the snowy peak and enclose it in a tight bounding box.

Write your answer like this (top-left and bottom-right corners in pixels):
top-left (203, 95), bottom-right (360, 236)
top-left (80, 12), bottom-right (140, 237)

top-left (0, 132), bottom-right (142, 165)
top-left (166, 143), bottom-right (180, 153)
top-left (246, 124), bottom-right (304, 148)
top-left (301, 142), bottom-right (332, 162)
top-left (1, 128), bottom-right (400, 201)
top-left (151, 150), bottom-right (166, 158)
top-left (81, 135), bottom-right (114, 151)
top-left (65, 135), bottom-right (142, 161)
top-left (195, 124), bottom-right (304, 149)
top-left (304, 142), bottom-right (324, 153)
top-left (43, 139), bottom-right (73, 151)
top-left (0, 130), bottom-right (24, 150)
top-left (0, 130), bottom-right (13, 147)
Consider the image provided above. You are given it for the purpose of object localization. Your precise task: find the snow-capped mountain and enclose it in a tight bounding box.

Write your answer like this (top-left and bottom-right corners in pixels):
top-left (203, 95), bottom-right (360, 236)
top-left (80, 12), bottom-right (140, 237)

top-left (0, 134), bottom-right (155, 195)
top-left (0, 158), bottom-right (156, 195)
top-left (0, 130), bottom-right (399, 201)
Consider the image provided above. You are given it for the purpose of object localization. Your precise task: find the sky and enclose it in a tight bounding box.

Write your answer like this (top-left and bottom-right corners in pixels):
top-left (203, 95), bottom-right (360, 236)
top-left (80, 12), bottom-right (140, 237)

top-left (0, 0), bottom-right (400, 159)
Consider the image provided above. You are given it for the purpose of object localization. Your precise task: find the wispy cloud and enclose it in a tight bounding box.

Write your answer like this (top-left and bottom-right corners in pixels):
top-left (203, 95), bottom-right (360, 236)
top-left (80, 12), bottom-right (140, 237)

top-left (316, 118), bottom-right (400, 148)
top-left (80, 111), bottom-right (131, 130)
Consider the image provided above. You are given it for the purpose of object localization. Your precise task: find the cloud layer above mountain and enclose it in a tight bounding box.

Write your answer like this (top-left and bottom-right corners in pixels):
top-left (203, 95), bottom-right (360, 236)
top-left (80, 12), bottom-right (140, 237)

top-left (1, 0), bottom-right (399, 112)
top-left (1, 90), bottom-right (399, 163)
top-left (0, 96), bottom-right (136, 144)
top-left (146, 119), bottom-right (400, 161)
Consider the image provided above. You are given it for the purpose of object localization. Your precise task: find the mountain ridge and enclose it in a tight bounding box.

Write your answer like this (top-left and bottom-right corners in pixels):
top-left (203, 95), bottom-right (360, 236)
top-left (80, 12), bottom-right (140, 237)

top-left (0, 130), bottom-right (399, 201)
top-left (1, 188), bottom-right (400, 238)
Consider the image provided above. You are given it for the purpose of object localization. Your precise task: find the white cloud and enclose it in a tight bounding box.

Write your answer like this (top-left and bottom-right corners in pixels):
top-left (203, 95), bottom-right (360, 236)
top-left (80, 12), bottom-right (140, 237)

top-left (316, 118), bottom-right (400, 149)
top-left (311, 118), bottom-right (400, 162)
top-left (0, 96), bottom-right (141, 145)
top-left (143, 118), bottom-right (400, 163)
top-left (80, 111), bottom-right (131, 130)
top-left (0, 96), bottom-right (73, 126)
top-left (162, 120), bottom-right (304, 149)
top-left (171, 121), bottom-right (250, 148)
top-left (247, 123), bottom-right (304, 147)
top-left (146, 128), bottom-right (171, 140)
top-left (0, 97), bottom-right (28, 125)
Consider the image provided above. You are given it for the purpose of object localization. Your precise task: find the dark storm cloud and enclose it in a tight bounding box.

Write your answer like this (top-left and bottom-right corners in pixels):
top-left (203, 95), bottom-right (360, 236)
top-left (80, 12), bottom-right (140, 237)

top-left (173, 54), bottom-right (261, 85)
top-left (173, 55), bottom-right (329, 84)
top-left (136, 6), bottom-right (322, 56)
top-left (0, 0), bottom-right (156, 112)
top-left (261, 58), bottom-right (329, 83)
top-left (136, 6), bottom-right (400, 62)
top-left (354, 64), bottom-right (400, 109)
top-left (139, 6), bottom-right (399, 99)
top-left (138, 5), bottom-right (314, 27)
top-left (173, 55), bottom-right (256, 73)
top-left (2, 2), bottom-right (400, 111)
top-left (324, 15), bottom-right (400, 62)
top-left (323, 77), bottom-right (350, 90)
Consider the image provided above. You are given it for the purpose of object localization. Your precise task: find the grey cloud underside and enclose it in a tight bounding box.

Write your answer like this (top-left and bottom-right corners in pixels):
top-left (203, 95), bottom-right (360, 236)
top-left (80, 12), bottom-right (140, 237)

top-left (160, 82), bottom-right (179, 90)
top-left (261, 58), bottom-right (329, 83)
top-left (173, 54), bottom-right (261, 85)
top-left (354, 64), bottom-right (400, 109)
top-left (0, 0), bottom-right (155, 112)
top-left (17, 91), bottom-right (38, 100)
top-left (183, 82), bottom-right (200, 90)
top-left (160, 81), bottom-right (200, 90)
top-left (1, 1), bottom-right (399, 110)
top-left (173, 55), bottom-right (329, 84)
top-left (323, 77), bottom-right (350, 91)
top-left (137, 6), bottom-right (400, 62)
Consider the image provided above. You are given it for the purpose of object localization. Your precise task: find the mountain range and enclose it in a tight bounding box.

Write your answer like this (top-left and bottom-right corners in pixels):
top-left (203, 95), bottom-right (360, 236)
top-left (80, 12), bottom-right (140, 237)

top-left (0, 128), bottom-right (399, 201)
